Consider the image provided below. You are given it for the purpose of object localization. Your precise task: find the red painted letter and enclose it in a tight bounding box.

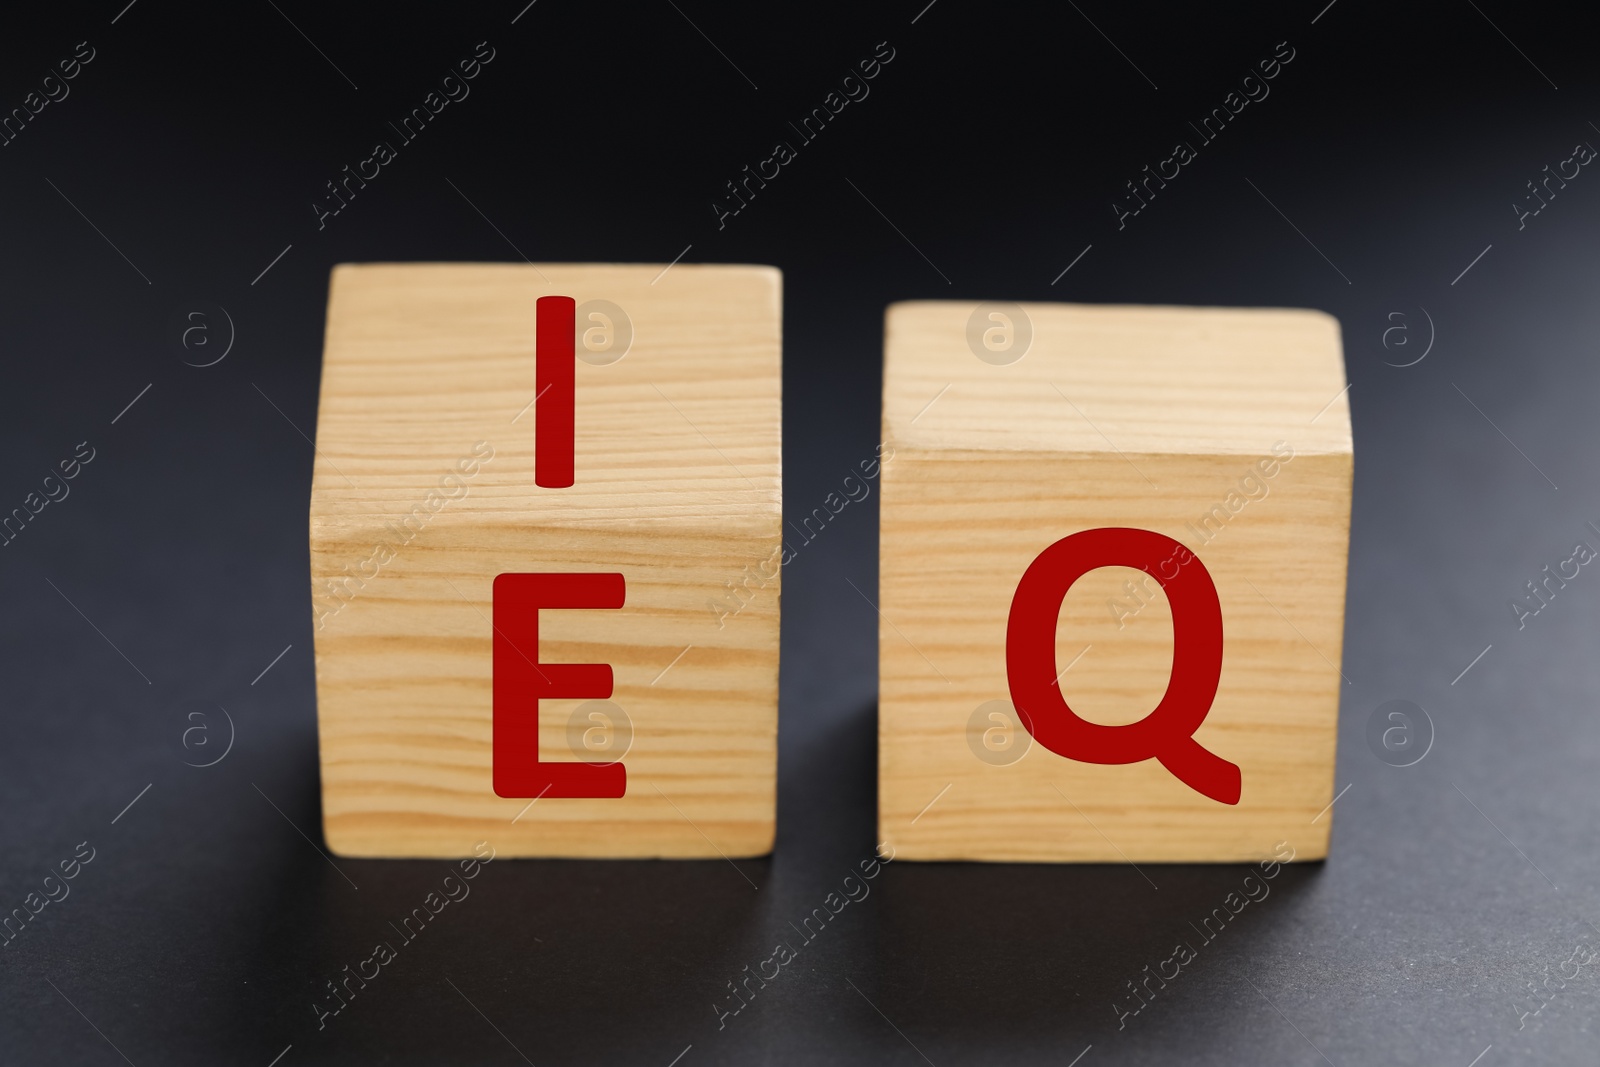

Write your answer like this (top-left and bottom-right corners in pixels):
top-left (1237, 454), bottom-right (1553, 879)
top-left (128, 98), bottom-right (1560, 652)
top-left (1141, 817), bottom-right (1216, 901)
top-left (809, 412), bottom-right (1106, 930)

top-left (493, 572), bottom-right (626, 798)
top-left (535, 295), bottom-right (575, 488)
top-left (1006, 527), bottom-right (1240, 805)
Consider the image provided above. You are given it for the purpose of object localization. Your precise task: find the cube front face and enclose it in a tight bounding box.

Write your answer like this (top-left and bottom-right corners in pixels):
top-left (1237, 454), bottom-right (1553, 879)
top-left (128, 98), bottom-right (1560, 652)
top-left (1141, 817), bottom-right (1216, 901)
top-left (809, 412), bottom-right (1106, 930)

top-left (310, 264), bottom-right (781, 858)
top-left (878, 301), bottom-right (1352, 863)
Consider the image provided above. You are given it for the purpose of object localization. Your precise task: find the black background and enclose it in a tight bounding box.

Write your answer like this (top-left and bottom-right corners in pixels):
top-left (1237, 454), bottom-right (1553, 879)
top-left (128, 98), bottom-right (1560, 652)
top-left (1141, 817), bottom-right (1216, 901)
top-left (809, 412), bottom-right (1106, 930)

top-left (3, 1), bottom-right (1599, 1064)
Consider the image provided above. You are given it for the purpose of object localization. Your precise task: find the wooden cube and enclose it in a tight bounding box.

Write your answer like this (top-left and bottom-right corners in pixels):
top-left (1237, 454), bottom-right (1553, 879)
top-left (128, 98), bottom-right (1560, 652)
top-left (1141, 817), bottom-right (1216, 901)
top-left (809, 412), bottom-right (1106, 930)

top-left (310, 263), bottom-right (781, 858)
top-left (878, 301), bottom-right (1351, 862)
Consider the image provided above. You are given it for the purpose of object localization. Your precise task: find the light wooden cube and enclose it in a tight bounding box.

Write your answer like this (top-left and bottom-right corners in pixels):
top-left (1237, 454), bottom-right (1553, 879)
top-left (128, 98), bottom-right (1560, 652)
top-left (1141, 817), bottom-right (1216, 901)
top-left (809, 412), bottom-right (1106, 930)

top-left (310, 263), bottom-right (781, 858)
top-left (878, 301), bottom-right (1351, 862)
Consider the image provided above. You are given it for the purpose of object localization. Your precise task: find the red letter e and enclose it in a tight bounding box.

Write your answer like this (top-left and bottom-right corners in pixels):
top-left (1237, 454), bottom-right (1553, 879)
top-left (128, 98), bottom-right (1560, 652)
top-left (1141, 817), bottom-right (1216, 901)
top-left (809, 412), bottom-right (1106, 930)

top-left (492, 572), bottom-right (626, 798)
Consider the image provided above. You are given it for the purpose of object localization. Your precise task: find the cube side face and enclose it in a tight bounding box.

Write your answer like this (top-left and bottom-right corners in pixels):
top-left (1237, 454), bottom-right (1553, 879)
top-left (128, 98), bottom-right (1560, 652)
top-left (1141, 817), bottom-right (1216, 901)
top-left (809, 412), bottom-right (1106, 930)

top-left (309, 264), bottom-right (780, 858)
top-left (879, 448), bottom-right (1350, 862)
top-left (312, 518), bottom-right (779, 858)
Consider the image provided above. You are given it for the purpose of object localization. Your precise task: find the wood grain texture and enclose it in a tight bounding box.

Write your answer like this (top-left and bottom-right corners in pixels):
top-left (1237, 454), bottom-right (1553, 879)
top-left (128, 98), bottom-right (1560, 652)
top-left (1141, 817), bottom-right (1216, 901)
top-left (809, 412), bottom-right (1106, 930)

top-left (310, 263), bottom-right (781, 858)
top-left (878, 301), bottom-right (1352, 862)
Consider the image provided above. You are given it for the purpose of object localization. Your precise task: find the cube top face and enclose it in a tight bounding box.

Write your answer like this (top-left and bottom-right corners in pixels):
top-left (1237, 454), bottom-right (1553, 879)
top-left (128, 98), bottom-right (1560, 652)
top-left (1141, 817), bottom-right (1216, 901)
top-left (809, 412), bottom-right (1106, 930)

top-left (884, 301), bottom-right (1350, 458)
top-left (311, 264), bottom-right (781, 859)
top-left (314, 263), bottom-right (781, 531)
top-left (878, 301), bottom-right (1352, 863)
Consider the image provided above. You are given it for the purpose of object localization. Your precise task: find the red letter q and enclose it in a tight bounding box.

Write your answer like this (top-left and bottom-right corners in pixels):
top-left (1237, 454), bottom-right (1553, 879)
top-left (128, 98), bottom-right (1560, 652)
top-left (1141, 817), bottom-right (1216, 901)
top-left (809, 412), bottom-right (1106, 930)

top-left (1006, 527), bottom-right (1240, 805)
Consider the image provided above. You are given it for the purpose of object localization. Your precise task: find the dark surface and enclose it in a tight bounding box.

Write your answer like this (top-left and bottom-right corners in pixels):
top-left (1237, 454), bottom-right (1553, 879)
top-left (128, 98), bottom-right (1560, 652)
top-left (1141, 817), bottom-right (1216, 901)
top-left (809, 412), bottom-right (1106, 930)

top-left (3, 2), bottom-right (1599, 1063)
